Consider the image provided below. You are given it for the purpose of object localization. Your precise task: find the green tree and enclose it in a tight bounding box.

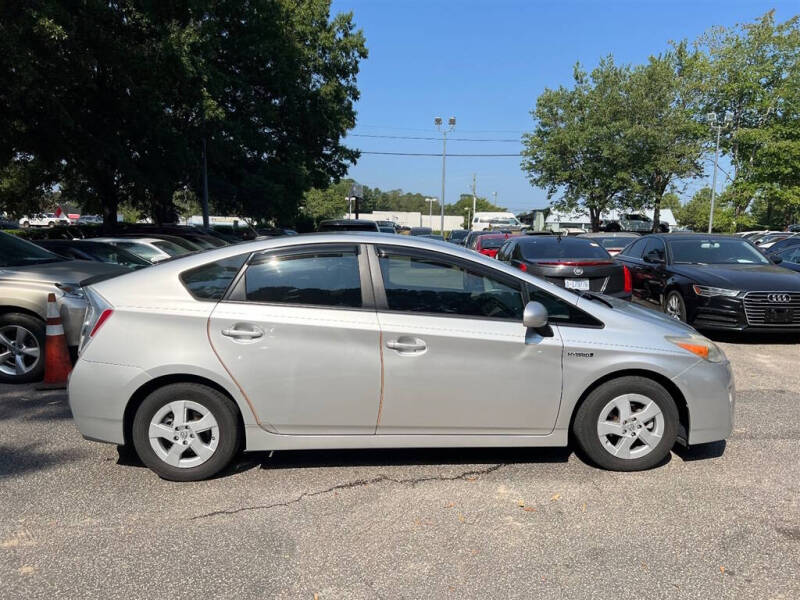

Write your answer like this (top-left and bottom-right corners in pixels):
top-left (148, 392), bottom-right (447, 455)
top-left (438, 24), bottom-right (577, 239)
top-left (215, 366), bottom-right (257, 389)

top-left (623, 49), bottom-right (706, 232)
top-left (675, 187), bottom-right (736, 232)
top-left (522, 58), bottom-right (633, 232)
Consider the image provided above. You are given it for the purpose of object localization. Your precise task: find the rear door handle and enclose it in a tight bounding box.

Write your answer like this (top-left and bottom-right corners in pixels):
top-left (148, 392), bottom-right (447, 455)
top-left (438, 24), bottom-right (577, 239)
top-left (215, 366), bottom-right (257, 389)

top-left (221, 325), bottom-right (264, 340)
top-left (386, 337), bottom-right (427, 353)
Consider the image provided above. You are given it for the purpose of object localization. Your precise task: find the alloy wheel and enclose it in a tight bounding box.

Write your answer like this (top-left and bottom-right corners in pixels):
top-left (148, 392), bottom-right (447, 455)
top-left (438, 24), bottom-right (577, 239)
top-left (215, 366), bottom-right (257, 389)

top-left (665, 293), bottom-right (684, 320)
top-left (148, 400), bottom-right (220, 468)
top-left (0, 325), bottom-right (41, 376)
top-left (596, 393), bottom-right (665, 460)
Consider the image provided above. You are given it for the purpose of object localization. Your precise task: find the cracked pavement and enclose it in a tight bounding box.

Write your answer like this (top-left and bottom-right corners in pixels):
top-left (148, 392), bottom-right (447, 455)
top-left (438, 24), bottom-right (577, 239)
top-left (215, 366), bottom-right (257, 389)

top-left (1, 337), bottom-right (799, 599)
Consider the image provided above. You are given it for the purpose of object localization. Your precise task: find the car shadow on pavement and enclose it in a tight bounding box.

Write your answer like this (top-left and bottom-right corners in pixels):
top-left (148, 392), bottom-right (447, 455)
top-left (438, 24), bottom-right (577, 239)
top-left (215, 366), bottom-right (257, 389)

top-left (0, 389), bottom-right (72, 423)
top-left (672, 440), bottom-right (727, 462)
top-left (0, 443), bottom-right (89, 479)
top-left (236, 446), bottom-right (574, 474)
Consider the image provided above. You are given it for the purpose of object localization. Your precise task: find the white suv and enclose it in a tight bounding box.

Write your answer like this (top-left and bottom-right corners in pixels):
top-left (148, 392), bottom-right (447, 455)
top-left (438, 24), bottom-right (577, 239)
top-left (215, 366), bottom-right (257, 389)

top-left (19, 213), bottom-right (71, 228)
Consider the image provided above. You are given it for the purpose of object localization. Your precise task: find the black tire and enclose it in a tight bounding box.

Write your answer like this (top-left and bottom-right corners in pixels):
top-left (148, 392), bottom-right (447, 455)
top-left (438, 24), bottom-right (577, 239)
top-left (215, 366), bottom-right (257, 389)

top-left (573, 376), bottom-right (679, 471)
top-left (132, 383), bottom-right (241, 481)
top-left (663, 290), bottom-right (687, 322)
top-left (0, 312), bottom-right (46, 383)
top-left (20, 221), bottom-right (29, 228)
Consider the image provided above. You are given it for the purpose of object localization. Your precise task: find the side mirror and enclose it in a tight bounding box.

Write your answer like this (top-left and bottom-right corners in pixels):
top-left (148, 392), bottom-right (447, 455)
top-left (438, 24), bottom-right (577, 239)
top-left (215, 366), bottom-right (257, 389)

top-left (771, 255), bottom-right (783, 264)
top-left (523, 301), bottom-right (549, 329)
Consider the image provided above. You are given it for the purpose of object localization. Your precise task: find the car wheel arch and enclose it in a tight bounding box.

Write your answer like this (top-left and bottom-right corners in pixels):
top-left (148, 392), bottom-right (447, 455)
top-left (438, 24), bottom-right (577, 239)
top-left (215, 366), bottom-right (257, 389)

top-left (123, 374), bottom-right (245, 451)
top-left (0, 305), bottom-right (45, 322)
top-left (568, 368), bottom-right (690, 446)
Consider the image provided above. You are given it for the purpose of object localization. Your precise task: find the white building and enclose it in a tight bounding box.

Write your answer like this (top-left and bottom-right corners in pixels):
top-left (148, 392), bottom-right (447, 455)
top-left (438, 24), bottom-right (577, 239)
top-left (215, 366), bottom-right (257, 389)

top-left (545, 208), bottom-right (678, 232)
top-left (345, 211), bottom-right (465, 231)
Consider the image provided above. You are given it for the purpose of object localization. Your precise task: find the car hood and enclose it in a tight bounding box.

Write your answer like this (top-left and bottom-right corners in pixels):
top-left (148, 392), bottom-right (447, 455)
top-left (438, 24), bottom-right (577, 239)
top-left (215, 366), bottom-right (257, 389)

top-left (670, 263), bottom-right (800, 291)
top-left (0, 260), bottom-right (127, 285)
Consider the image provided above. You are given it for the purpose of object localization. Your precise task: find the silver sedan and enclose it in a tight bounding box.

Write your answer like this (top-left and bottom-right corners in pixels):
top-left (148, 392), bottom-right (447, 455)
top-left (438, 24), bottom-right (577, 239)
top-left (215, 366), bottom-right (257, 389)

top-left (68, 233), bottom-right (735, 480)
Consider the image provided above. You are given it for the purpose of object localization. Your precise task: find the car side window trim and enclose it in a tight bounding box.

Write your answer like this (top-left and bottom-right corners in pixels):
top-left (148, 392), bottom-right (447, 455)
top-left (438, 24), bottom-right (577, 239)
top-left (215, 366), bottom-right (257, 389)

top-left (222, 243), bottom-right (375, 311)
top-left (367, 244), bottom-right (526, 321)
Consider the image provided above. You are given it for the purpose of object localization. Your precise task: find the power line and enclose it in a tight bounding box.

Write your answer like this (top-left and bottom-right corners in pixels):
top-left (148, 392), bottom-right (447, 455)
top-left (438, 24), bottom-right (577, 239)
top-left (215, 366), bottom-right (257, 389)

top-left (357, 151), bottom-right (522, 157)
top-left (353, 124), bottom-right (526, 134)
top-left (349, 133), bottom-right (521, 142)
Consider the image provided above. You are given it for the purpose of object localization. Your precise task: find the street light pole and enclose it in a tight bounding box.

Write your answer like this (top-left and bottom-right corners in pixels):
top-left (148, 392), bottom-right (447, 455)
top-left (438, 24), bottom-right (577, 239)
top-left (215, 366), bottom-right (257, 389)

top-left (707, 111), bottom-right (733, 233)
top-left (435, 117), bottom-right (456, 234)
top-left (425, 197), bottom-right (436, 229)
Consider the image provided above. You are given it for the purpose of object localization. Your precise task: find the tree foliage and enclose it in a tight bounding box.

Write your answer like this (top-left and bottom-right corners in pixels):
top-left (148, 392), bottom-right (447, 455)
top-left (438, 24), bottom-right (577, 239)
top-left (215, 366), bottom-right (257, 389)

top-left (0, 1), bottom-right (367, 228)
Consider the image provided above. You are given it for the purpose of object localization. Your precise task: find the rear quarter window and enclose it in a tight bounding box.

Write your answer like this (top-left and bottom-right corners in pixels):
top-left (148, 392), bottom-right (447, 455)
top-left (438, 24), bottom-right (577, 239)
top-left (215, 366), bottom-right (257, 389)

top-left (180, 255), bottom-right (248, 301)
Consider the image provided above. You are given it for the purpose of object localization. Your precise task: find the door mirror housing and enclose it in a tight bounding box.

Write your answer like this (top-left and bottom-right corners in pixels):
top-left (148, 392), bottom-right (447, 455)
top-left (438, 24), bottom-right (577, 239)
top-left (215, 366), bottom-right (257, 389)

top-left (523, 301), bottom-right (549, 329)
top-left (643, 251), bottom-right (665, 265)
top-left (771, 255), bottom-right (783, 264)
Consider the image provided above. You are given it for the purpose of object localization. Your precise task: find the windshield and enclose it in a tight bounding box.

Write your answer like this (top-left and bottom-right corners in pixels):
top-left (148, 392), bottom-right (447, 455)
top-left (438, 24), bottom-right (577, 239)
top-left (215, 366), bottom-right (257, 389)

top-left (81, 243), bottom-right (150, 268)
top-left (520, 238), bottom-right (611, 260)
top-left (591, 236), bottom-right (637, 249)
top-left (152, 240), bottom-right (190, 256)
top-left (116, 241), bottom-right (164, 261)
top-left (479, 237), bottom-right (507, 249)
top-left (0, 232), bottom-right (65, 267)
top-left (669, 238), bottom-right (769, 265)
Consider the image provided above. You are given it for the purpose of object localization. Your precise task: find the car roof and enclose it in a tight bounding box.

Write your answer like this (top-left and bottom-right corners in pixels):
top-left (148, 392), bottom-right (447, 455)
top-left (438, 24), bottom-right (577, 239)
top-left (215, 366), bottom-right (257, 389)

top-left (319, 219), bottom-right (375, 225)
top-left (578, 232), bottom-right (640, 238)
top-left (647, 233), bottom-right (741, 241)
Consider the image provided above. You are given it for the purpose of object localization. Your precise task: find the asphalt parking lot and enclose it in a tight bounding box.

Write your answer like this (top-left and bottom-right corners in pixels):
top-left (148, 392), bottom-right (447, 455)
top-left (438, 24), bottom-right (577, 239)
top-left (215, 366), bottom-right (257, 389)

top-left (1, 335), bottom-right (799, 599)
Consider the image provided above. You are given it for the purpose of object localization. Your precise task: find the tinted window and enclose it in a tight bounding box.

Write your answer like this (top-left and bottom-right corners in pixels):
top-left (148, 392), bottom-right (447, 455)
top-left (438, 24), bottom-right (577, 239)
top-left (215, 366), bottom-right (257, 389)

top-left (378, 251), bottom-right (523, 319)
top-left (620, 238), bottom-right (647, 258)
top-left (117, 241), bottom-right (163, 261)
top-left (518, 238), bottom-right (610, 260)
top-left (181, 255), bottom-right (248, 300)
top-left (643, 238), bottom-right (666, 262)
top-left (497, 240), bottom-right (514, 261)
top-left (668, 239), bottom-right (769, 265)
top-left (527, 286), bottom-right (603, 327)
top-left (244, 248), bottom-right (361, 307)
top-left (478, 237), bottom-right (507, 249)
top-left (588, 236), bottom-right (637, 249)
top-left (779, 247), bottom-right (800, 264)
top-left (0, 232), bottom-right (65, 267)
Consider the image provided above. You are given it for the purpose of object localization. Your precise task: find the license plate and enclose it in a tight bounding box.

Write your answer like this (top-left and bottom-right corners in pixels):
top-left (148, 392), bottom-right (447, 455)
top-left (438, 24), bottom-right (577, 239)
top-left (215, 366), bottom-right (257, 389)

top-left (565, 278), bottom-right (590, 291)
top-left (765, 307), bottom-right (793, 324)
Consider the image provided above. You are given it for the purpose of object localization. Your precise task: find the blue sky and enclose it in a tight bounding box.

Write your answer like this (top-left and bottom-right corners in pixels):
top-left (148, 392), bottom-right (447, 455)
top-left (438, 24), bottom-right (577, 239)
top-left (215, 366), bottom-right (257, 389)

top-left (331, 0), bottom-right (796, 213)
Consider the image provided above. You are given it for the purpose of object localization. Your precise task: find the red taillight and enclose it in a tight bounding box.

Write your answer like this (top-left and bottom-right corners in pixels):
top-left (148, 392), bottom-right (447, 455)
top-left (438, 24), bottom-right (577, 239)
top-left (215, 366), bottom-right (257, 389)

top-left (518, 262), bottom-right (527, 272)
top-left (90, 309), bottom-right (113, 337)
top-left (481, 249), bottom-right (498, 258)
top-left (623, 266), bottom-right (632, 293)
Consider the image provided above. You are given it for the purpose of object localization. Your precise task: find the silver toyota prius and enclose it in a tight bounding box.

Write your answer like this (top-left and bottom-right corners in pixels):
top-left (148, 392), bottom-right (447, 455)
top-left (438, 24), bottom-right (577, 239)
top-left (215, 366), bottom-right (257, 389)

top-left (68, 233), bottom-right (735, 481)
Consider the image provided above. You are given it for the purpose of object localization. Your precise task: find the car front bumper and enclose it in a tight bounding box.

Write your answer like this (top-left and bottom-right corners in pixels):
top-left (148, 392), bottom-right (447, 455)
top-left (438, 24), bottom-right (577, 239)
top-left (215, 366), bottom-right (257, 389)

top-left (672, 358), bottom-right (735, 445)
top-left (690, 295), bottom-right (800, 332)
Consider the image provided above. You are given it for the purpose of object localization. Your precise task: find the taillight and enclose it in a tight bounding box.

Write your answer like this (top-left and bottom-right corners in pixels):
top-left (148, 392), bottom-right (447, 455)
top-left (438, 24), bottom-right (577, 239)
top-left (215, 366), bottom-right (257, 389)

top-left (623, 265), bottom-right (632, 293)
top-left (90, 309), bottom-right (113, 337)
top-left (518, 262), bottom-right (528, 272)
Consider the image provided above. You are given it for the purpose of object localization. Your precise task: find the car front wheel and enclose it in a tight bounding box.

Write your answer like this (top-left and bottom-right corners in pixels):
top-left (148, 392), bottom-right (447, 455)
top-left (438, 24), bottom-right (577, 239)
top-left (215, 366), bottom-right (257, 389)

top-left (664, 290), bottom-right (687, 322)
top-left (0, 313), bottom-right (45, 383)
top-left (132, 383), bottom-right (241, 481)
top-left (573, 376), bottom-right (678, 471)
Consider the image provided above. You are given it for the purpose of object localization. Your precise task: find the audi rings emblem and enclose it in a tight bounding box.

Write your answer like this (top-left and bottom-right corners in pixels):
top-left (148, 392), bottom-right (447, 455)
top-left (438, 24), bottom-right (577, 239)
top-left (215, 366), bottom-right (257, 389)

top-left (573, 267), bottom-right (584, 276)
top-left (767, 293), bottom-right (791, 303)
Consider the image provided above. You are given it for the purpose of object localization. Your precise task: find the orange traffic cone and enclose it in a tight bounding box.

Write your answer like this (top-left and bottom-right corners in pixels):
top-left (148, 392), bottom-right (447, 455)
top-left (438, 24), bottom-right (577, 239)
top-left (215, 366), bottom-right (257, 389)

top-left (39, 292), bottom-right (72, 388)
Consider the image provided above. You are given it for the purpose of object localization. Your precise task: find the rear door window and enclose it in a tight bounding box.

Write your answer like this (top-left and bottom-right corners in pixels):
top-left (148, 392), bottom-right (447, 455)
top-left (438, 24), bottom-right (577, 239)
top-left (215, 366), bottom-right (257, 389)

top-left (619, 238), bottom-right (647, 259)
top-left (181, 255), bottom-right (248, 301)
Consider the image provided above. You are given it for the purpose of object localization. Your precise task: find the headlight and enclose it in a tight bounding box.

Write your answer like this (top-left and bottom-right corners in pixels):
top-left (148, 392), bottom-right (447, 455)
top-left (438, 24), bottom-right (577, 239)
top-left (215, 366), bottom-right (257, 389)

top-left (666, 335), bottom-right (725, 363)
top-left (692, 285), bottom-right (740, 297)
top-left (55, 282), bottom-right (85, 299)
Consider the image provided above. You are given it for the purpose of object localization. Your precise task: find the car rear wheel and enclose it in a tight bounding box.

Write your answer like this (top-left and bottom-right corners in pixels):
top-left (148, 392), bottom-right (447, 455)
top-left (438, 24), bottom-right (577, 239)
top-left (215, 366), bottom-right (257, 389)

top-left (664, 290), bottom-right (687, 322)
top-left (132, 383), bottom-right (241, 481)
top-left (0, 313), bottom-right (45, 383)
top-left (573, 376), bottom-right (678, 471)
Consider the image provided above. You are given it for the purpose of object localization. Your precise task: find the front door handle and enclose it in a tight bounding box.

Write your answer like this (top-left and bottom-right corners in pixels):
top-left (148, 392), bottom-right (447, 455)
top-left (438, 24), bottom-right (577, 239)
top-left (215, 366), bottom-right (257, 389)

top-left (386, 337), bottom-right (427, 353)
top-left (221, 325), bottom-right (264, 340)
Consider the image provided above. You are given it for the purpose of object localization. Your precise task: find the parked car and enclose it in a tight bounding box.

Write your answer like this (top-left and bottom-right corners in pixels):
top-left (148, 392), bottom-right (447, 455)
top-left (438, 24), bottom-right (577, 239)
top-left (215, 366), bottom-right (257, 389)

top-left (464, 230), bottom-right (509, 251)
top-left (475, 233), bottom-right (511, 258)
top-left (35, 240), bottom-right (151, 270)
top-left (577, 232), bottom-right (641, 256)
top-left (375, 221), bottom-right (397, 234)
top-left (619, 214), bottom-right (653, 233)
top-left (615, 233), bottom-right (800, 330)
top-left (318, 219), bottom-right (380, 232)
top-left (19, 213), bottom-right (71, 228)
top-left (77, 215), bottom-right (103, 225)
top-left (92, 237), bottom-right (190, 263)
top-left (1, 216), bottom-right (19, 229)
top-left (113, 232), bottom-right (205, 252)
top-left (409, 227), bottom-right (433, 236)
top-left (68, 233), bottom-right (734, 480)
top-left (0, 232), bottom-right (126, 382)
top-left (755, 232), bottom-right (797, 249)
top-left (447, 229), bottom-right (469, 245)
top-left (496, 236), bottom-right (632, 299)
top-left (765, 235), bottom-right (800, 256)
top-left (772, 245), bottom-right (800, 273)
top-left (255, 227), bottom-right (298, 237)
top-left (471, 212), bottom-right (524, 232)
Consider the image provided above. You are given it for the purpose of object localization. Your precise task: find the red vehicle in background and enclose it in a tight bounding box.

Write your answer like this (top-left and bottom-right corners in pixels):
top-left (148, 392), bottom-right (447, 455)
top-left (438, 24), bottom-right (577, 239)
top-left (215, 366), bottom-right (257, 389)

top-left (475, 233), bottom-right (512, 258)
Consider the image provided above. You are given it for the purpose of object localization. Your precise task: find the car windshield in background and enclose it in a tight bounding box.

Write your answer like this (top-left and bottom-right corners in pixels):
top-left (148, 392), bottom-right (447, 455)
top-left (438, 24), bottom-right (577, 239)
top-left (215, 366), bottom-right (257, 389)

top-left (668, 239), bottom-right (770, 265)
top-left (116, 242), bottom-right (164, 261)
top-left (82, 243), bottom-right (150, 268)
top-left (0, 232), bottom-right (65, 267)
top-left (593, 237), bottom-right (635, 249)
top-left (152, 240), bottom-right (190, 256)
top-left (519, 238), bottom-right (610, 260)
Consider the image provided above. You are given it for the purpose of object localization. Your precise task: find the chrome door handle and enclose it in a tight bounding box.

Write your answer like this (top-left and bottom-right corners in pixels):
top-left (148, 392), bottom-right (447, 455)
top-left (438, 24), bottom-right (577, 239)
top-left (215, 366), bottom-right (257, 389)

top-left (386, 338), bottom-right (426, 353)
top-left (221, 326), bottom-right (264, 339)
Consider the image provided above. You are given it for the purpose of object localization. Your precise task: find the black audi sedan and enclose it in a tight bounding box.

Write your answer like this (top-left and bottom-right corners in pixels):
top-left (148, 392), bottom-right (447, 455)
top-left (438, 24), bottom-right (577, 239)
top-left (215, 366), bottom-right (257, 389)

top-left (496, 235), bottom-right (632, 299)
top-left (615, 233), bottom-right (800, 331)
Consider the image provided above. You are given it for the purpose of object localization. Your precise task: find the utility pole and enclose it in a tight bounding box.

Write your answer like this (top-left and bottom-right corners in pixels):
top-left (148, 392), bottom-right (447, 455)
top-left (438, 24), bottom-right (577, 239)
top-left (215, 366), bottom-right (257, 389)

top-left (425, 197), bottom-right (436, 229)
top-left (471, 173), bottom-right (477, 230)
top-left (201, 138), bottom-right (210, 229)
top-left (493, 191), bottom-right (498, 207)
top-left (435, 116), bottom-right (456, 233)
top-left (707, 111), bottom-right (732, 233)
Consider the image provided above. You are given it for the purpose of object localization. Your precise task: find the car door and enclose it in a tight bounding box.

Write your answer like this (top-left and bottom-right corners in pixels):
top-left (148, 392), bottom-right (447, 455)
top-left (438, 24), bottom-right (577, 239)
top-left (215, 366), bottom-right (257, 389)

top-left (640, 238), bottom-right (668, 302)
top-left (208, 244), bottom-right (382, 434)
top-left (370, 245), bottom-right (563, 435)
